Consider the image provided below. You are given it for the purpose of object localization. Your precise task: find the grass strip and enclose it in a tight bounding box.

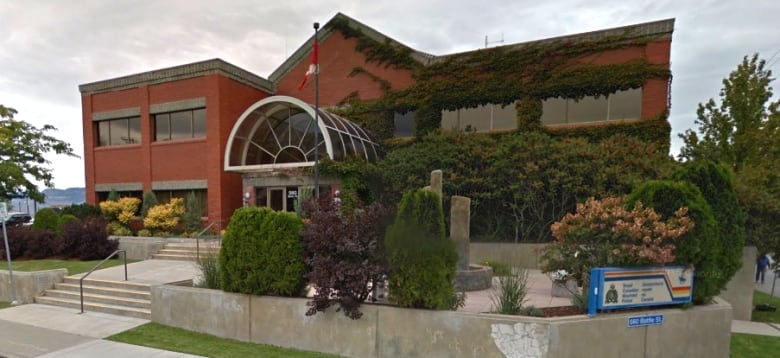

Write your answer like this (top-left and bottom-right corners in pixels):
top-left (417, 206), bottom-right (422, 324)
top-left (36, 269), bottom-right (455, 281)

top-left (752, 290), bottom-right (780, 324)
top-left (108, 322), bottom-right (342, 358)
top-left (731, 333), bottom-right (780, 357)
top-left (8, 258), bottom-right (134, 275)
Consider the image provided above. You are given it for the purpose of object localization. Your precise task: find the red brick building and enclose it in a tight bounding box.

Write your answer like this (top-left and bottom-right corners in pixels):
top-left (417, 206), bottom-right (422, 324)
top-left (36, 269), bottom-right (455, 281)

top-left (79, 13), bottom-right (674, 227)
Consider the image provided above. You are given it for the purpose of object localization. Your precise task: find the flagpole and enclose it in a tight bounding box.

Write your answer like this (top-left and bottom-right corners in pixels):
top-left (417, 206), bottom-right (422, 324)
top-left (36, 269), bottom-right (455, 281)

top-left (313, 22), bottom-right (320, 199)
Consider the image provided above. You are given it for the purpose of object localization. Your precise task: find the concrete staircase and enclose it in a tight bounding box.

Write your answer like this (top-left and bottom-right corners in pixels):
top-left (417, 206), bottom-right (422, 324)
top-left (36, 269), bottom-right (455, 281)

top-left (35, 277), bottom-right (151, 319)
top-left (150, 241), bottom-right (221, 261)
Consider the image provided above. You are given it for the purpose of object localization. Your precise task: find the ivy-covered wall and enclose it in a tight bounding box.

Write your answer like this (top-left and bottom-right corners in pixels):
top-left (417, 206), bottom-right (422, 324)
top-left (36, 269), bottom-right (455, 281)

top-left (326, 17), bottom-right (672, 144)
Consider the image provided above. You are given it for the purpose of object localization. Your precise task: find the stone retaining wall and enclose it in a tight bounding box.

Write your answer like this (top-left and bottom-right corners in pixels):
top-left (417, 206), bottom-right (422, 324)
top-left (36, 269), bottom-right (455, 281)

top-left (152, 285), bottom-right (732, 358)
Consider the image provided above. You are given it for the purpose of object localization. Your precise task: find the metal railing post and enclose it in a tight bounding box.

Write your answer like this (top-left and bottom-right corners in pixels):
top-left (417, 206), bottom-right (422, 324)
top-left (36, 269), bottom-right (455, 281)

top-left (79, 249), bottom-right (127, 314)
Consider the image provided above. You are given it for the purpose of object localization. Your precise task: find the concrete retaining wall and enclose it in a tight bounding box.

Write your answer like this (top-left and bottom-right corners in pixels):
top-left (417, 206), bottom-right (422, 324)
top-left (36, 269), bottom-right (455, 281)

top-left (0, 269), bottom-right (67, 303)
top-left (152, 285), bottom-right (732, 358)
top-left (472, 243), bottom-right (754, 321)
top-left (470, 243), bottom-right (546, 269)
top-left (720, 246), bottom-right (756, 321)
top-left (114, 236), bottom-right (167, 260)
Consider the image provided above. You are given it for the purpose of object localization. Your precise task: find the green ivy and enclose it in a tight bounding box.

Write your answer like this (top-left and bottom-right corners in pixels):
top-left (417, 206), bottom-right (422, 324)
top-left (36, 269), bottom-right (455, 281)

top-left (328, 20), bottom-right (670, 141)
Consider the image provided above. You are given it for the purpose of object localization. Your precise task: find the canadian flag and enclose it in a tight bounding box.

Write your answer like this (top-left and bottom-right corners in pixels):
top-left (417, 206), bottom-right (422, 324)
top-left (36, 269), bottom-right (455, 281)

top-left (297, 37), bottom-right (319, 90)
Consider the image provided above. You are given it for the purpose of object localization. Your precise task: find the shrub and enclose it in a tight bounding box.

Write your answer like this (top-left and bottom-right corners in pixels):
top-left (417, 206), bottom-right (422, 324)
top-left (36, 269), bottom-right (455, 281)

top-left (195, 251), bottom-right (221, 289)
top-left (140, 190), bottom-right (159, 218)
top-left (106, 221), bottom-right (133, 236)
top-left (303, 196), bottom-right (393, 319)
top-left (32, 208), bottom-right (59, 232)
top-left (482, 261), bottom-right (511, 277)
top-left (136, 229), bottom-right (153, 237)
top-left (627, 180), bottom-right (719, 303)
top-left (61, 203), bottom-right (102, 219)
top-left (520, 306), bottom-right (545, 317)
top-left (491, 267), bottom-right (529, 315)
top-left (385, 188), bottom-right (457, 309)
top-left (143, 198), bottom-right (185, 234)
top-left (57, 214), bottom-right (79, 234)
top-left (219, 207), bottom-right (306, 296)
top-left (541, 196), bottom-right (694, 284)
top-left (99, 197), bottom-right (140, 225)
top-left (0, 226), bottom-right (29, 258)
top-left (667, 160), bottom-right (745, 296)
top-left (59, 216), bottom-right (118, 260)
top-left (57, 218), bottom-right (81, 257)
top-left (107, 189), bottom-right (120, 201)
top-left (182, 192), bottom-right (203, 233)
top-left (24, 229), bottom-right (58, 259)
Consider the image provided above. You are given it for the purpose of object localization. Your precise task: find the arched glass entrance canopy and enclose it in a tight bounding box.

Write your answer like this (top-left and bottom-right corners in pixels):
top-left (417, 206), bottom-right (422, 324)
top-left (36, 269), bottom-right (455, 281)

top-left (224, 96), bottom-right (379, 172)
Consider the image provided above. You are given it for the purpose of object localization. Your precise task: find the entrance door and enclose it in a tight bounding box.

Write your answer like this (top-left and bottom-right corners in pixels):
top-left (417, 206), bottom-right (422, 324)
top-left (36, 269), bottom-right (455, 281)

top-left (269, 188), bottom-right (285, 211)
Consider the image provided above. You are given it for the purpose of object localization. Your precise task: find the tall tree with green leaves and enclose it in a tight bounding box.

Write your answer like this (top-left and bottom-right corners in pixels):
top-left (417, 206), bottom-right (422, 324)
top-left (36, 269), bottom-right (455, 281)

top-left (678, 54), bottom-right (780, 254)
top-left (678, 53), bottom-right (779, 172)
top-left (0, 105), bottom-right (76, 202)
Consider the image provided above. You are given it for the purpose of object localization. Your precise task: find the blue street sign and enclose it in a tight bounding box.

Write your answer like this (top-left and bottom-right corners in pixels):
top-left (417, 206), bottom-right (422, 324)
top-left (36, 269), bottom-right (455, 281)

top-left (627, 314), bottom-right (664, 328)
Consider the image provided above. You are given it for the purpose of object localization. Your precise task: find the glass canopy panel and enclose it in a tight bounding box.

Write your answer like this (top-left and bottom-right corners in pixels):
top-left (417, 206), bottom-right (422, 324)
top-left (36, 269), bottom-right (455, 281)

top-left (226, 97), bottom-right (380, 170)
top-left (328, 128), bottom-right (345, 160)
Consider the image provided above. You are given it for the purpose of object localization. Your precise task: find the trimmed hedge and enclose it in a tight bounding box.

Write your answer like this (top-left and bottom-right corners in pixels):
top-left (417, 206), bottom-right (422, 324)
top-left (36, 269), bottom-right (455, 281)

top-left (60, 203), bottom-right (102, 219)
top-left (627, 180), bottom-right (719, 304)
top-left (32, 208), bottom-right (59, 232)
top-left (219, 207), bottom-right (306, 297)
top-left (385, 189), bottom-right (457, 309)
top-left (667, 160), bottom-right (745, 297)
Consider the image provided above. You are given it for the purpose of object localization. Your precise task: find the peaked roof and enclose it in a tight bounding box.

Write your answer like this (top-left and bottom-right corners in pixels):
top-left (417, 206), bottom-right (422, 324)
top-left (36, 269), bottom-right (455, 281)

top-left (268, 12), bottom-right (435, 83)
top-left (269, 13), bottom-right (674, 83)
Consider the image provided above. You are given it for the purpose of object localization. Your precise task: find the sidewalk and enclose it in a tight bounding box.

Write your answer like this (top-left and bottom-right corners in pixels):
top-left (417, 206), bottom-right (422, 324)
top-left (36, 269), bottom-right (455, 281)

top-left (0, 259), bottom-right (202, 358)
top-left (0, 304), bottom-right (202, 357)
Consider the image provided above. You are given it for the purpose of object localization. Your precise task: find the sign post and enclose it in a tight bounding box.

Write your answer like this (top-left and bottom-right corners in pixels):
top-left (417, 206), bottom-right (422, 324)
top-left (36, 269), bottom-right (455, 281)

top-left (587, 266), bottom-right (693, 317)
top-left (1, 203), bottom-right (18, 305)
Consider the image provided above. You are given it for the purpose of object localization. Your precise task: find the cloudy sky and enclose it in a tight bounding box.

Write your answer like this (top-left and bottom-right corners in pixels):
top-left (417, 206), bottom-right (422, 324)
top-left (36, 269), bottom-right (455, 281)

top-left (1, 0), bottom-right (779, 189)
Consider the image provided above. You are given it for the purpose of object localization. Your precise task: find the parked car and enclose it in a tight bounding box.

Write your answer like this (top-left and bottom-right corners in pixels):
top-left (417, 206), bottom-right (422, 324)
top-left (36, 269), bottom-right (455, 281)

top-left (2, 212), bottom-right (32, 227)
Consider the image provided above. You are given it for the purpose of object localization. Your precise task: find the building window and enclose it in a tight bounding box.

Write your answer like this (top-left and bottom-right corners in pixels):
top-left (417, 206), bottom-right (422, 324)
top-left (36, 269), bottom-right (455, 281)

top-left (96, 190), bottom-right (142, 203)
top-left (154, 189), bottom-right (208, 215)
top-left (154, 108), bottom-right (206, 141)
top-left (541, 88), bottom-right (642, 125)
top-left (394, 111), bottom-right (414, 137)
top-left (441, 103), bottom-right (517, 133)
top-left (96, 116), bottom-right (141, 146)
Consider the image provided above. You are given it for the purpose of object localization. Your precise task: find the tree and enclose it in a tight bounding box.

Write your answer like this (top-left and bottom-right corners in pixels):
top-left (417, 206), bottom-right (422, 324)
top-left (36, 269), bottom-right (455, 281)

top-left (678, 54), bottom-right (780, 254)
top-left (0, 105), bottom-right (76, 202)
top-left (140, 190), bottom-right (159, 218)
top-left (678, 53), bottom-right (779, 172)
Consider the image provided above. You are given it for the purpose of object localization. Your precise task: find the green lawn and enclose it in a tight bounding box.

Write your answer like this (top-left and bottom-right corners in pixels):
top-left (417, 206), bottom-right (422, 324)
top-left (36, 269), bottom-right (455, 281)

top-left (731, 333), bottom-right (780, 357)
top-left (729, 290), bottom-right (780, 356)
top-left (9, 258), bottom-right (135, 275)
top-left (0, 301), bottom-right (11, 309)
top-left (108, 322), bottom-right (342, 358)
top-left (752, 290), bottom-right (780, 324)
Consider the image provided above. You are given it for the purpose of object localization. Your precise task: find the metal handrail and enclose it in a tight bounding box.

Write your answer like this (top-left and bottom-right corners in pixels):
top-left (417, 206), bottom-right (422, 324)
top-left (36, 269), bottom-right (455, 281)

top-left (79, 249), bottom-right (127, 314)
top-left (195, 221), bottom-right (221, 260)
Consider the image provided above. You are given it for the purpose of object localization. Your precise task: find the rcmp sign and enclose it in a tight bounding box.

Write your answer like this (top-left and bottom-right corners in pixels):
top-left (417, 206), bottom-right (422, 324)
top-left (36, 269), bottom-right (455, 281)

top-left (587, 266), bottom-right (693, 316)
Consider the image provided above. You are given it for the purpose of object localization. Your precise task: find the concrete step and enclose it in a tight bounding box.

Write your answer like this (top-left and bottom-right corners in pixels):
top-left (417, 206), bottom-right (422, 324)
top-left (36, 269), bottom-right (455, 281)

top-left (42, 290), bottom-right (150, 309)
top-left (54, 282), bottom-right (151, 300)
top-left (34, 296), bottom-right (151, 319)
top-left (157, 249), bottom-right (219, 255)
top-left (62, 277), bottom-right (151, 292)
top-left (164, 242), bottom-right (221, 249)
top-left (150, 253), bottom-right (201, 261)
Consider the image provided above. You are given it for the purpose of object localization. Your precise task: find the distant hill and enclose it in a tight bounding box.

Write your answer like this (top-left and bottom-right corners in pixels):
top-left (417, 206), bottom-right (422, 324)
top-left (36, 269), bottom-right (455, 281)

top-left (42, 188), bottom-right (86, 207)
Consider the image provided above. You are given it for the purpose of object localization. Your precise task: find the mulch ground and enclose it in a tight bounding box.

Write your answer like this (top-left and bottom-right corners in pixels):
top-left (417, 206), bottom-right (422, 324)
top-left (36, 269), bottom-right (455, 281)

top-left (539, 306), bottom-right (585, 317)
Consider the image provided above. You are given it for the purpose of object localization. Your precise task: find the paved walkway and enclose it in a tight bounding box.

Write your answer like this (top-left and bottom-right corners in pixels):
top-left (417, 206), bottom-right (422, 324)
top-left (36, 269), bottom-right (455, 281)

top-left (0, 259), bottom-right (202, 358)
top-left (1, 261), bottom-right (778, 357)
